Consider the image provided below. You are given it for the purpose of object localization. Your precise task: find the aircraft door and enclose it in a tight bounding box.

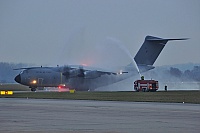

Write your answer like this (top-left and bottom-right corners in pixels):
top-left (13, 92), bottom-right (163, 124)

top-left (38, 78), bottom-right (43, 86)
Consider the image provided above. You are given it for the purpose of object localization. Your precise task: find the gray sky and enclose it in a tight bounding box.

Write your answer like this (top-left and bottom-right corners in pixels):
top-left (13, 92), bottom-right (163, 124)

top-left (0, 0), bottom-right (199, 67)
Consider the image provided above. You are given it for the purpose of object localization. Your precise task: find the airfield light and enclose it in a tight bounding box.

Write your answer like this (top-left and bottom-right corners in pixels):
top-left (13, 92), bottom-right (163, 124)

top-left (1, 91), bottom-right (13, 95)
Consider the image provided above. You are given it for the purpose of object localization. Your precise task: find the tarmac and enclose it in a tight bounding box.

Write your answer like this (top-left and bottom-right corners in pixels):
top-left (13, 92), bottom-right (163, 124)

top-left (0, 98), bottom-right (200, 133)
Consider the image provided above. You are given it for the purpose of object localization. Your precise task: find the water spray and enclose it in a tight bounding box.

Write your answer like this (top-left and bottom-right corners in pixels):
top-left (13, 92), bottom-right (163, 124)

top-left (107, 37), bottom-right (142, 78)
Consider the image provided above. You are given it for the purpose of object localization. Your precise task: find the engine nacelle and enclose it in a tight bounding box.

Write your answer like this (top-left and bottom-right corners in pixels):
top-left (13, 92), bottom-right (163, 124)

top-left (70, 69), bottom-right (83, 77)
top-left (84, 70), bottom-right (101, 79)
top-left (63, 68), bottom-right (100, 79)
top-left (63, 69), bottom-right (84, 78)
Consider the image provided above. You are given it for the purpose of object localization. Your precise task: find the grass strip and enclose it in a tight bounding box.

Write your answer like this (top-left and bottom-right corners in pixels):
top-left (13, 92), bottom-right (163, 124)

top-left (1, 91), bottom-right (199, 104)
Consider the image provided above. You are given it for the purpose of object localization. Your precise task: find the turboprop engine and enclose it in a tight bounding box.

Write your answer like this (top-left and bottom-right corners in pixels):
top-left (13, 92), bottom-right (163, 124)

top-left (62, 67), bottom-right (101, 79)
top-left (63, 68), bottom-right (84, 78)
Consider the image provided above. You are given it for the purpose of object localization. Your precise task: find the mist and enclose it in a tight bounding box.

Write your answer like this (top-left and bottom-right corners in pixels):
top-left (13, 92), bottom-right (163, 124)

top-left (55, 28), bottom-right (136, 70)
top-left (42, 29), bottom-right (199, 91)
top-left (143, 66), bottom-right (200, 91)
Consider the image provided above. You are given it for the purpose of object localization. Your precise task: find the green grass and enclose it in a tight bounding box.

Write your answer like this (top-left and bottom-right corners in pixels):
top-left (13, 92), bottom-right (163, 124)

top-left (1, 84), bottom-right (199, 104)
top-left (0, 83), bottom-right (30, 91)
top-left (1, 90), bottom-right (200, 104)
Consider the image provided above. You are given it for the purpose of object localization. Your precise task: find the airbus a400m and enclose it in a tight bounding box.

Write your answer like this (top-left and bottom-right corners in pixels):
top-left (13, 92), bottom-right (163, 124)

top-left (14, 36), bottom-right (187, 91)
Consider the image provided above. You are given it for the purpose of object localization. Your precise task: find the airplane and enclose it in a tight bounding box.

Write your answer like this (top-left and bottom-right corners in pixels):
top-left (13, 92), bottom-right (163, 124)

top-left (14, 36), bottom-right (187, 91)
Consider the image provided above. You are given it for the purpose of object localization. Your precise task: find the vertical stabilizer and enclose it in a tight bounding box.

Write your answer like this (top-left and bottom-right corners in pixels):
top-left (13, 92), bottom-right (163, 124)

top-left (134, 36), bottom-right (188, 72)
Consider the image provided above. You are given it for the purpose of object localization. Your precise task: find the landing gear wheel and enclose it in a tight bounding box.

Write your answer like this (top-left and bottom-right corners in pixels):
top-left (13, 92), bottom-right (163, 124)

top-left (31, 88), bottom-right (36, 92)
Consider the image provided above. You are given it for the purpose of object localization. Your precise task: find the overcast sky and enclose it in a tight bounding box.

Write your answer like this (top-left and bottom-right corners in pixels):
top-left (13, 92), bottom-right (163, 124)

top-left (0, 0), bottom-right (199, 67)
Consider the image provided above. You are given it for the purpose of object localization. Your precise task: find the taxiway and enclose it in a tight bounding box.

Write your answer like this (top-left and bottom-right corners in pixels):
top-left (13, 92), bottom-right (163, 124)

top-left (0, 98), bottom-right (199, 133)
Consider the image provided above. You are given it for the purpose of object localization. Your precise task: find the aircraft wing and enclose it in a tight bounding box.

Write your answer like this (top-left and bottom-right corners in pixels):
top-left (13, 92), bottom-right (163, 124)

top-left (62, 65), bottom-right (128, 79)
top-left (13, 65), bottom-right (128, 79)
top-left (13, 66), bottom-right (51, 70)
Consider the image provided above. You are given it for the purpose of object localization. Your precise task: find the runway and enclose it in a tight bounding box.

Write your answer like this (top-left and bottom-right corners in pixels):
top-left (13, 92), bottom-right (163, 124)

top-left (0, 98), bottom-right (199, 133)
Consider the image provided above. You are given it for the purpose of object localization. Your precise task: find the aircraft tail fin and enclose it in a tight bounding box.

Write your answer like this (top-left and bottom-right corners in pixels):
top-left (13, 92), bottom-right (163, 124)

top-left (134, 36), bottom-right (188, 72)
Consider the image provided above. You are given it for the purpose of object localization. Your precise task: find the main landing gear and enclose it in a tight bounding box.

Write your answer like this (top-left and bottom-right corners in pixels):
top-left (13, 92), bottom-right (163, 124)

top-left (30, 87), bottom-right (36, 92)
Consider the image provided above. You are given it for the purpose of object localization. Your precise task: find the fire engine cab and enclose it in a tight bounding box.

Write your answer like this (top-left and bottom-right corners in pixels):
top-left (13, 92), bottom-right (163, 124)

top-left (134, 79), bottom-right (159, 92)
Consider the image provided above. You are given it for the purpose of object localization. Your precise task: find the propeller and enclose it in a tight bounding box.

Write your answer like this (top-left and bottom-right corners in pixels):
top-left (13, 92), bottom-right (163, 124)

top-left (62, 65), bottom-right (86, 78)
top-left (77, 66), bottom-right (85, 77)
top-left (62, 65), bottom-right (71, 78)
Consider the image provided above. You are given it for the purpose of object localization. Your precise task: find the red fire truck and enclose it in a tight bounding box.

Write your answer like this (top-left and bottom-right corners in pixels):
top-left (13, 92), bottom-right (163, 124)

top-left (134, 79), bottom-right (159, 92)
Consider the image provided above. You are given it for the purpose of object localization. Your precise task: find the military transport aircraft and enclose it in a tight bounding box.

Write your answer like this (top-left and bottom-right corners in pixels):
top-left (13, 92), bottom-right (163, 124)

top-left (14, 36), bottom-right (187, 91)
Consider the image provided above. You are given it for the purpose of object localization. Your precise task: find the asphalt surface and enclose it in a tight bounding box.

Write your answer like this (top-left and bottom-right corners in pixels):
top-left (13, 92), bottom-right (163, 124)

top-left (0, 98), bottom-right (199, 133)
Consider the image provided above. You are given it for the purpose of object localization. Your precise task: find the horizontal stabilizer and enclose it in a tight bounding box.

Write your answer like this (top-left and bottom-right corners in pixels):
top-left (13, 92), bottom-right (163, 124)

top-left (146, 36), bottom-right (189, 42)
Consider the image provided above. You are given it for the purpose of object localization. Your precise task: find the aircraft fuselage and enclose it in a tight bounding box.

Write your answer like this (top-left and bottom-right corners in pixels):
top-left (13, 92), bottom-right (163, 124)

top-left (15, 65), bottom-right (135, 91)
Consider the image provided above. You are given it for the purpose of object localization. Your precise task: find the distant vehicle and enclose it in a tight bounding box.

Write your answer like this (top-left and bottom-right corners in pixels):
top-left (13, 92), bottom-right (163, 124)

top-left (134, 79), bottom-right (159, 92)
top-left (14, 36), bottom-right (187, 91)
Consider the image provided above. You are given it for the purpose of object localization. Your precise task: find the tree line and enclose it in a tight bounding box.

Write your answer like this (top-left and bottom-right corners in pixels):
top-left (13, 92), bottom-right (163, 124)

top-left (168, 66), bottom-right (200, 82)
top-left (0, 62), bottom-right (200, 83)
top-left (0, 62), bottom-right (30, 83)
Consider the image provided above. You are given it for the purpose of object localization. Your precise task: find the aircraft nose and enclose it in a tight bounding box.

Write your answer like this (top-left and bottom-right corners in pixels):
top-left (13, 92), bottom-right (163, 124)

top-left (15, 74), bottom-right (21, 83)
